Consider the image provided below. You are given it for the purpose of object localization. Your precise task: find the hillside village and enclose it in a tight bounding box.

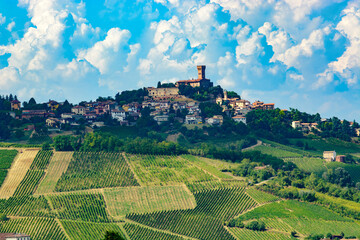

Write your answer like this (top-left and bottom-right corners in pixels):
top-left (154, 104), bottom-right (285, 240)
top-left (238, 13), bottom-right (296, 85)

top-left (6, 65), bottom-right (275, 129)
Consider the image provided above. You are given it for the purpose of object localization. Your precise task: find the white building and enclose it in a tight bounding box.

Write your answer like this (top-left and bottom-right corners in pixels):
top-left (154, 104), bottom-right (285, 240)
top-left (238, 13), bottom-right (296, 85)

top-left (185, 115), bottom-right (202, 124)
top-left (323, 151), bottom-right (336, 162)
top-left (111, 109), bottom-right (127, 121)
top-left (0, 233), bottom-right (31, 240)
top-left (232, 115), bottom-right (247, 124)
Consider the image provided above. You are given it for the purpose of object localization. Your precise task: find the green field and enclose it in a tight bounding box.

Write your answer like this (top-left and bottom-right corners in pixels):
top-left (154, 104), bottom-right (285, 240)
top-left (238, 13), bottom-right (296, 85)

top-left (286, 157), bottom-right (326, 175)
top-left (0, 217), bottom-right (67, 240)
top-left (237, 200), bottom-right (347, 221)
top-left (0, 149), bottom-right (18, 186)
top-left (229, 227), bottom-right (293, 240)
top-left (55, 152), bottom-right (139, 191)
top-left (248, 145), bottom-right (303, 158)
top-left (61, 220), bottom-right (125, 240)
top-left (246, 188), bottom-right (279, 204)
top-left (127, 187), bottom-right (257, 240)
top-left (3, 149), bottom-right (360, 239)
top-left (104, 185), bottom-right (196, 219)
top-left (49, 192), bottom-right (110, 222)
top-left (326, 161), bottom-right (360, 183)
top-left (0, 195), bottom-right (53, 217)
top-left (127, 154), bottom-right (214, 186)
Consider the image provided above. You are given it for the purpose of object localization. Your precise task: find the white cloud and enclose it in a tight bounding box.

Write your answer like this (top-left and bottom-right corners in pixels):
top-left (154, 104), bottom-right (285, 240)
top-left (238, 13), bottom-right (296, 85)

top-left (0, 13), bottom-right (5, 25)
top-left (314, 3), bottom-right (360, 88)
top-left (78, 27), bottom-right (131, 74)
top-left (0, 67), bottom-right (20, 90)
top-left (6, 21), bottom-right (15, 31)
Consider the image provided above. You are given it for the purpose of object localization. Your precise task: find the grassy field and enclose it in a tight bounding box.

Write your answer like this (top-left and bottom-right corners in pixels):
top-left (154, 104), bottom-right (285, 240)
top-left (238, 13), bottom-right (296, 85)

top-left (61, 220), bottom-right (125, 240)
top-left (0, 217), bottom-right (67, 240)
top-left (55, 152), bottom-right (139, 192)
top-left (36, 152), bottom-right (73, 194)
top-left (0, 149), bottom-right (38, 198)
top-left (127, 154), bottom-right (215, 186)
top-left (0, 149), bottom-right (18, 187)
top-left (247, 145), bottom-right (303, 158)
top-left (104, 185), bottom-right (196, 219)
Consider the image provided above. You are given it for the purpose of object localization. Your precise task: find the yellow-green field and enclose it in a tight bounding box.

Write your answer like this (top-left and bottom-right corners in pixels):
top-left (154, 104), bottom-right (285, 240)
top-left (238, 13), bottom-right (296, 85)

top-left (0, 149), bottom-right (38, 198)
top-left (104, 185), bottom-right (196, 219)
top-left (36, 152), bottom-right (73, 194)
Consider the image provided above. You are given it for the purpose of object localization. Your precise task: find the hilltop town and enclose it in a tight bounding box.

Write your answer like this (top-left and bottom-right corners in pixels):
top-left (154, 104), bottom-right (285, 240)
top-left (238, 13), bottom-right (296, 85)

top-left (2, 65), bottom-right (275, 133)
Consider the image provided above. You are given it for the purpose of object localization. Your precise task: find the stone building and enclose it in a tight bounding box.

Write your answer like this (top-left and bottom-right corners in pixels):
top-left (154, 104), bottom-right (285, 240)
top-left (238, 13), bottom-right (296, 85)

top-left (175, 65), bottom-right (213, 88)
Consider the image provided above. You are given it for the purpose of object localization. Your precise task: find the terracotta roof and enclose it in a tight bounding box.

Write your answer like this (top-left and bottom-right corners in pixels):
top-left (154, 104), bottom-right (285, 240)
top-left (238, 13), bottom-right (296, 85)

top-left (264, 103), bottom-right (275, 105)
top-left (233, 115), bottom-right (246, 119)
top-left (0, 233), bottom-right (30, 239)
top-left (176, 78), bottom-right (209, 83)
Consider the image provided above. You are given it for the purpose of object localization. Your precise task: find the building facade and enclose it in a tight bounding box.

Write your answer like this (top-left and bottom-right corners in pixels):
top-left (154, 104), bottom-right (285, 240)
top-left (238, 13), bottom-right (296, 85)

top-left (175, 65), bottom-right (213, 88)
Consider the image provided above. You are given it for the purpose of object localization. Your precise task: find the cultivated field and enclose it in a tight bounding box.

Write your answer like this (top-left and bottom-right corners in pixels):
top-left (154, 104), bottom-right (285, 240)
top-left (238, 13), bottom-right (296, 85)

top-left (245, 188), bottom-right (280, 204)
top-left (127, 187), bottom-right (257, 240)
top-left (104, 185), bottom-right (196, 219)
top-left (0, 149), bottom-right (38, 198)
top-left (36, 152), bottom-right (73, 194)
top-left (127, 154), bottom-right (214, 186)
top-left (0, 217), bottom-right (67, 240)
top-left (55, 152), bottom-right (139, 192)
top-left (61, 219), bottom-right (124, 240)
top-left (124, 223), bottom-right (186, 240)
top-left (248, 145), bottom-right (302, 158)
top-left (0, 149), bottom-right (18, 187)
top-left (229, 227), bottom-right (293, 240)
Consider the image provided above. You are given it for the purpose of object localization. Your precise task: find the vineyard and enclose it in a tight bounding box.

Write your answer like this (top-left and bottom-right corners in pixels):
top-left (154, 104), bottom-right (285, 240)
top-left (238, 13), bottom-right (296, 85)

top-left (0, 195), bottom-right (53, 217)
top-left (186, 180), bottom-right (246, 193)
top-left (49, 192), bottom-right (110, 222)
top-left (0, 149), bottom-right (18, 187)
top-left (229, 227), bottom-right (293, 240)
top-left (3, 149), bottom-right (360, 239)
top-left (127, 187), bottom-right (257, 240)
top-left (124, 223), bottom-right (186, 240)
top-left (36, 152), bottom-right (73, 194)
top-left (245, 188), bottom-right (280, 204)
top-left (0, 217), bottom-right (67, 240)
top-left (181, 155), bottom-right (234, 179)
top-left (127, 154), bottom-right (214, 185)
top-left (0, 149), bottom-right (38, 198)
top-left (104, 185), bottom-right (196, 218)
top-left (61, 220), bottom-right (124, 240)
top-left (285, 157), bottom-right (326, 175)
top-left (247, 145), bottom-right (302, 158)
top-left (55, 152), bottom-right (139, 192)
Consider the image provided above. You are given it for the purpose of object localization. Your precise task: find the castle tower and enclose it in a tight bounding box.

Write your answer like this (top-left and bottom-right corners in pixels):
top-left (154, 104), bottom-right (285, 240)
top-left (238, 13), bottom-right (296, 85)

top-left (197, 65), bottom-right (206, 79)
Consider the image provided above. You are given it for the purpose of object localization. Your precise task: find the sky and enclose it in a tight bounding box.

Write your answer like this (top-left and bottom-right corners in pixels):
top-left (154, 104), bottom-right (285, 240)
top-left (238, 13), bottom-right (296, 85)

top-left (0, 0), bottom-right (360, 121)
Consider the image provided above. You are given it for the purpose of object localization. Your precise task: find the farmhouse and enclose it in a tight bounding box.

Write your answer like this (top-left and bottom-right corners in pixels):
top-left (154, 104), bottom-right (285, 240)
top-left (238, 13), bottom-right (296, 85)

top-left (175, 65), bottom-right (213, 88)
top-left (71, 105), bottom-right (86, 115)
top-left (323, 151), bottom-right (336, 162)
top-left (0, 233), bottom-right (31, 240)
top-left (336, 155), bottom-right (346, 163)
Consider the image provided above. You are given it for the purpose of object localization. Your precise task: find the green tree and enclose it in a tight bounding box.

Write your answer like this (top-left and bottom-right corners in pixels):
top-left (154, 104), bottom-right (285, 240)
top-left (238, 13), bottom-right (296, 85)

top-left (102, 231), bottom-right (124, 240)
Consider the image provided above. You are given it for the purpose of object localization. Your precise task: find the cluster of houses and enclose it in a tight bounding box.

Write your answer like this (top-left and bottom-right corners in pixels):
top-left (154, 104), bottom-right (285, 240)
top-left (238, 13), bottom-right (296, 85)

top-left (7, 65), bottom-right (277, 129)
top-left (292, 120), bottom-right (360, 137)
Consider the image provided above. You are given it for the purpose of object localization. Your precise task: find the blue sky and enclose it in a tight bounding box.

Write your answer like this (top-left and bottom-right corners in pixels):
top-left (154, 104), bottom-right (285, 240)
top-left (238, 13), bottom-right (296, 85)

top-left (0, 0), bottom-right (360, 121)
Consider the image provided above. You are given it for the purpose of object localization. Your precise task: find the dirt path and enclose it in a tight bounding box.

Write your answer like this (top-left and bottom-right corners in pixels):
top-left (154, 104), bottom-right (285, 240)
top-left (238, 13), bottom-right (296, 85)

top-left (242, 140), bottom-right (263, 151)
